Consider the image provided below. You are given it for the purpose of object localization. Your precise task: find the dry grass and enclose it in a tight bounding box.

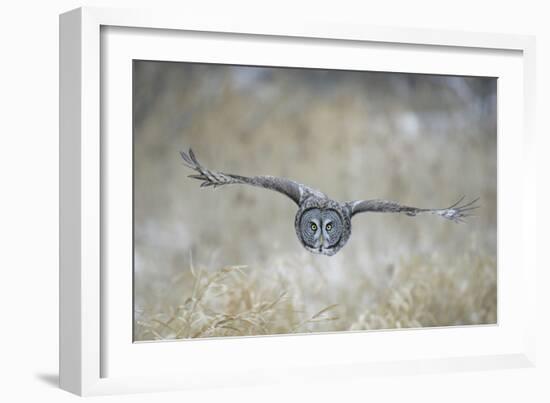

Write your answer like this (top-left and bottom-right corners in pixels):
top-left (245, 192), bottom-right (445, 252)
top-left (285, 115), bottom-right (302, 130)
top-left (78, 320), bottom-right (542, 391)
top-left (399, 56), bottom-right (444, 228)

top-left (134, 249), bottom-right (496, 341)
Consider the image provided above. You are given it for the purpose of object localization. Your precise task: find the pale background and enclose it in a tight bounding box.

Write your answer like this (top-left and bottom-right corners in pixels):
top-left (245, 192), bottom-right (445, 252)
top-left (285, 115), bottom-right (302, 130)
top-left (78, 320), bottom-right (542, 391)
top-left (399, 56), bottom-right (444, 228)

top-left (1, 0), bottom-right (548, 402)
top-left (133, 62), bottom-right (497, 340)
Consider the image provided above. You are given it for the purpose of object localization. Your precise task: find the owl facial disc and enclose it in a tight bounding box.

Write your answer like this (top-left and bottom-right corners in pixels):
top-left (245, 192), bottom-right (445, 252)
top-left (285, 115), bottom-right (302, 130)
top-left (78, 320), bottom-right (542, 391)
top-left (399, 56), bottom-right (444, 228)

top-left (295, 202), bottom-right (351, 256)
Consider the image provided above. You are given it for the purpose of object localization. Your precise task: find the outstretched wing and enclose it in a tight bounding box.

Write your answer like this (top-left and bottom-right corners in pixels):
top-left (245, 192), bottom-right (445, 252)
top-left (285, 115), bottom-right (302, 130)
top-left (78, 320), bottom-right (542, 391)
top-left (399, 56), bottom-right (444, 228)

top-left (180, 149), bottom-right (321, 206)
top-left (348, 196), bottom-right (479, 223)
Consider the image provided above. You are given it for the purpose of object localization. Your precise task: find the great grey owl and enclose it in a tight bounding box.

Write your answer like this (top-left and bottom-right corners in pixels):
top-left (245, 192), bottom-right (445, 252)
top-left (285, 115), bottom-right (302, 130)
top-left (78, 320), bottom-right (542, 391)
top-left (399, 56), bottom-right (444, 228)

top-left (180, 149), bottom-right (478, 256)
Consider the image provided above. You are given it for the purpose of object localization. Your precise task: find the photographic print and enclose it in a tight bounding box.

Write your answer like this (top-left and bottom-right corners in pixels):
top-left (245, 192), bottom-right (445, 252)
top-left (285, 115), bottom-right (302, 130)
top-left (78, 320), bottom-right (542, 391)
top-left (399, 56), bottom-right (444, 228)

top-left (133, 61), bottom-right (497, 341)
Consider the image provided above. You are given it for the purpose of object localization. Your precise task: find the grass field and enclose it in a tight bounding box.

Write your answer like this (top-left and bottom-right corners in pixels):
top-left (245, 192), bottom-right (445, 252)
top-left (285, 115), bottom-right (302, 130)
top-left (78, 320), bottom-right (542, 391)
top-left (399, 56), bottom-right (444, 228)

top-left (135, 250), bottom-right (496, 340)
top-left (133, 62), bottom-right (497, 341)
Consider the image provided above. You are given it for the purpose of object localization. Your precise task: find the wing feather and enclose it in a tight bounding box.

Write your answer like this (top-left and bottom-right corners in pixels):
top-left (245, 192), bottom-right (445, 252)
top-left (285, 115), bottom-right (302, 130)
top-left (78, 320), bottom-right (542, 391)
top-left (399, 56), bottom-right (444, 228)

top-left (348, 197), bottom-right (479, 223)
top-left (180, 148), bottom-right (320, 206)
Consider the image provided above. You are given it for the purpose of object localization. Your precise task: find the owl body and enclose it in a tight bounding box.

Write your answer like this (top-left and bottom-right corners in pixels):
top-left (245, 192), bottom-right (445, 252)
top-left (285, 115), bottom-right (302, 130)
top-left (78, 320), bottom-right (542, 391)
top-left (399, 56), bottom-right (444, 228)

top-left (180, 149), bottom-right (478, 256)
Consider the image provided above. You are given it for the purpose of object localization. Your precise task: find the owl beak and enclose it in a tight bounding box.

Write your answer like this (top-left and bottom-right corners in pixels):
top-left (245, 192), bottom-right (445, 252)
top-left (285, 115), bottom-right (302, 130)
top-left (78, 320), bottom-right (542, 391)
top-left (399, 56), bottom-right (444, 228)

top-left (318, 232), bottom-right (324, 252)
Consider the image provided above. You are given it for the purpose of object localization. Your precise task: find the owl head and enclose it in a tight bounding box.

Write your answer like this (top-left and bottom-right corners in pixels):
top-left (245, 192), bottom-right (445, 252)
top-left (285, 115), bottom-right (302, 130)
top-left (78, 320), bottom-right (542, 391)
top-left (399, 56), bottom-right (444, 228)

top-left (294, 199), bottom-right (352, 256)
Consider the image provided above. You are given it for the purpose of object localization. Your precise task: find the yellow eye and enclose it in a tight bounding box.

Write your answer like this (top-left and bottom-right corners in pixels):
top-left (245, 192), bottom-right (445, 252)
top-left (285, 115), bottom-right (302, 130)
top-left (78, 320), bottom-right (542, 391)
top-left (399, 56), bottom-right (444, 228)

top-left (326, 223), bottom-right (333, 231)
top-left (310, 223), bottom-right (317, 231)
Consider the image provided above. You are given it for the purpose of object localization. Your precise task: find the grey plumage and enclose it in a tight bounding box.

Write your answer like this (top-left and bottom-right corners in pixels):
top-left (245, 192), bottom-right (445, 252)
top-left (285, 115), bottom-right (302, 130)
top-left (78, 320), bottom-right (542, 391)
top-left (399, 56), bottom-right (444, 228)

top-left (349, 196), bottom-right (479, 223)
top-left (180, 149), bottom-right (478, 256)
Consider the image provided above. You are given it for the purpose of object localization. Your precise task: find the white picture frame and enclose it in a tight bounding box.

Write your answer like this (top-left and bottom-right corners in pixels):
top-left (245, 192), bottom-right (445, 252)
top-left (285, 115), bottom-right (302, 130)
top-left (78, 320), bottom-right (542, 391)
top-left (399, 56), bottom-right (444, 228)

top-left (59, 6), bottom-right (537, 396)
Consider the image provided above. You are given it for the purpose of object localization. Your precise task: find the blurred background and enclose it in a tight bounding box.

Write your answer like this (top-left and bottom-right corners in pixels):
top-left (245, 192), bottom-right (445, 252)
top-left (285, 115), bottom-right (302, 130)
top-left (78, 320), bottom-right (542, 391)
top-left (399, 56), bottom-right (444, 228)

top-left (133, 61), bottom-right (497, 341)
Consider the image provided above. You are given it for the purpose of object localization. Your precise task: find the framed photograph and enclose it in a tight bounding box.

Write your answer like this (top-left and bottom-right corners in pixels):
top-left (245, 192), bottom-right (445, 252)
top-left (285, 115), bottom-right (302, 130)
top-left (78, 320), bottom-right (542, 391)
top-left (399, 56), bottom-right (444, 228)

top-left (59, 7), bottom-right (537, 396)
